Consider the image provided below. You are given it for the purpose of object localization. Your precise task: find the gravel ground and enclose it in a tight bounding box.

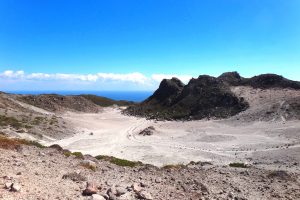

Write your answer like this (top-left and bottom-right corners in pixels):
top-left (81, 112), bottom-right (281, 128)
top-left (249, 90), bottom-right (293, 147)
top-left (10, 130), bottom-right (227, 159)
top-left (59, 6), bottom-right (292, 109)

top-left (0, 145), bottom-right (299, 200)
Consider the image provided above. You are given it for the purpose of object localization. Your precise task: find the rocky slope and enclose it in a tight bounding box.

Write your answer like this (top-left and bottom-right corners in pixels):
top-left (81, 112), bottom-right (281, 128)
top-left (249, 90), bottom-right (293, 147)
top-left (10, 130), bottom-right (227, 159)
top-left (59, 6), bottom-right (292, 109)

top-left (125, 72), bottom-right (300, 121)
top-left (0, 140), bottom-right (299, 200)
top-left (0, 92), bottom-right (136, 141)
top-left (17, 94), bottom-right (102, 113)
top-left (0, 92), bottom-right (76, 140)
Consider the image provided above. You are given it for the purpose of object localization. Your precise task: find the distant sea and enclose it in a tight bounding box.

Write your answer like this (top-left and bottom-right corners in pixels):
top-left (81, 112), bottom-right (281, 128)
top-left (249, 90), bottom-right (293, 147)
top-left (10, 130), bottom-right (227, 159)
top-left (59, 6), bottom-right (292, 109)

top-left (5, 91), bottom-right (153, 102)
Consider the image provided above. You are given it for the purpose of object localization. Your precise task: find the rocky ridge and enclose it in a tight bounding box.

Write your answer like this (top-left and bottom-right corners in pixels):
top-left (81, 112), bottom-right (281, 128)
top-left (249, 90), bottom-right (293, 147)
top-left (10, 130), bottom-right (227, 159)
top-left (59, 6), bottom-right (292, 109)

top-left (125, 72), bottom-right (300, 121)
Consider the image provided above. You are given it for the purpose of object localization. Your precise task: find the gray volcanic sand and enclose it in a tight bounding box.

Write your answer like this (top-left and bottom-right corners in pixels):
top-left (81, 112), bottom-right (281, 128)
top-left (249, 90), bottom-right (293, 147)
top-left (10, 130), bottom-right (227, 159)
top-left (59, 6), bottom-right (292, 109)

top-left (45, 108), bottom-right (300, 170)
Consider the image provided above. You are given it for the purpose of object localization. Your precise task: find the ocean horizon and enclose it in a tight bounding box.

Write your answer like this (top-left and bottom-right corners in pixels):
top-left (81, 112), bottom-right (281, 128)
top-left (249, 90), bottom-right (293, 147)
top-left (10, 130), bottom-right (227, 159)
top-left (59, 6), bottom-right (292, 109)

top-left (4, 90), bottom-right (153, 102)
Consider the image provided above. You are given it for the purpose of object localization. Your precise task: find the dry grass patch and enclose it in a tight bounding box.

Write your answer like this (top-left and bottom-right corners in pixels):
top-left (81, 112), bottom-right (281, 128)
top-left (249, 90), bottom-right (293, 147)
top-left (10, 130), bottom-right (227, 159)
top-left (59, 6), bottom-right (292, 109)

top-left (80, 163), bottom-right (96, 171)
top-left (0, 135), bottom-right (45, 150)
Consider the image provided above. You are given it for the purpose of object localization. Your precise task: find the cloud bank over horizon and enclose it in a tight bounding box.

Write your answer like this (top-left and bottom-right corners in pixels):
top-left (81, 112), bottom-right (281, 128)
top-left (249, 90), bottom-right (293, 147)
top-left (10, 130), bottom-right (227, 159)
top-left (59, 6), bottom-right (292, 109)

top-left (0, 70), bottom-right (193, 91)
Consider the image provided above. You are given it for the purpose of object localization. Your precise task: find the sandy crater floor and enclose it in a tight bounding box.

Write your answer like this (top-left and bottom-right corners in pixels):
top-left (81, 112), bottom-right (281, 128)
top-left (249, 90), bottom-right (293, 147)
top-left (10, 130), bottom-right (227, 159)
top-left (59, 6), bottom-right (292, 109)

top-left (45, 108), bottom-right (300, 169)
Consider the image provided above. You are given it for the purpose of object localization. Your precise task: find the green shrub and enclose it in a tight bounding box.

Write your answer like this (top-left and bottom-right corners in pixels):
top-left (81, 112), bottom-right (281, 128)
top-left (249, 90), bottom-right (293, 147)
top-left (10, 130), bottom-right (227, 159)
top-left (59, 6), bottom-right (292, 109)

top-left (71, 152), bottom-right (84, 159)
top-left (63, 150), bottom-right (72, 157)
top-left (229, 162), bottom-right (248, 168)
top-left (95, 155), bottom-right (141, 167)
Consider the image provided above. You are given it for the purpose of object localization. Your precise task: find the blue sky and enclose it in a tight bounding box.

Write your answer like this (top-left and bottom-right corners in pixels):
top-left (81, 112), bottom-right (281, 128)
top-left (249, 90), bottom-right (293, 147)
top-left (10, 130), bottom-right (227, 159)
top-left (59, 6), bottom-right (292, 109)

top-left (0, 0), bottom-right (300, 91)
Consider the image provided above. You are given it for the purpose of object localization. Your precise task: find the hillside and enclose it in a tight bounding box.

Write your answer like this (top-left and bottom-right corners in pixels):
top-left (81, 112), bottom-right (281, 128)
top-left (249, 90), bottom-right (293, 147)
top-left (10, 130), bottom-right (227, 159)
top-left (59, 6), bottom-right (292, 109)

top-left (17, 94), bottom-right (101, 113)
top-left (0, 93), bottom-right (76, 140)
top-left (80, 95), bottom-right (134, 107)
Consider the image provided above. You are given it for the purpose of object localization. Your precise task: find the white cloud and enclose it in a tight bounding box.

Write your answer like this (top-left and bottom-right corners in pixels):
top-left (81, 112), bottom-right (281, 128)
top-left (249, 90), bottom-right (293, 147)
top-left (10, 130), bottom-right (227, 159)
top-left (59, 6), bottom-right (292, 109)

top-left (1, 70), bottom-right (25, 79)
top-left (0, 70), bottom-right (193, 85)
top-left (97, 72), bottom-right (148, 84)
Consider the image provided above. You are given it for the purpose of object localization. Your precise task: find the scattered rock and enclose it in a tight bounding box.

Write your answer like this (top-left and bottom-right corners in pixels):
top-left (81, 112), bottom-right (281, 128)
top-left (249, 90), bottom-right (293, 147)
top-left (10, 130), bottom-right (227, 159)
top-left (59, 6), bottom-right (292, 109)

top-left (38, 152), bottom-right (46, 156)
top-left (81, 160), bottom-right (97, 169)
top-left (132, 183), bottom-right (142, 193)
top-left (11, 183), bottom-right (21, 192)
top-left (62, 172), bottom-right (87, 182)
top-left (139, 126), bottom-right (155, 136)
top-left (137, 190), bottom-right (153, 200)
top-left (115, 186), bottom-right (127, 196)
top-left (82, 182), bottom-right (97, 196)
top-left (5, 182), bottom-right (13, 189)
top-left (155, 178), bottom-right (162, 183)
top-left (90, 194), bottom-right (106, 200)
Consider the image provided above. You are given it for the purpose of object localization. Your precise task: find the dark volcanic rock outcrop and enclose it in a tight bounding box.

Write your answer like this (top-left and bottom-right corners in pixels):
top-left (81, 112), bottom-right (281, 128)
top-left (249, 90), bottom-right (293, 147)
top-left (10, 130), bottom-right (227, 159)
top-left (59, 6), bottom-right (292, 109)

top-left (244, 74), bottom-right (300, 89)
top-left (146, 77), bottom-right (184, 106)
top-left (125, 72), bottom-right (300, 120)
top-left (125, 75), bottom-right (248, 120)
top-left (218, 72), bottom-right (300, 89)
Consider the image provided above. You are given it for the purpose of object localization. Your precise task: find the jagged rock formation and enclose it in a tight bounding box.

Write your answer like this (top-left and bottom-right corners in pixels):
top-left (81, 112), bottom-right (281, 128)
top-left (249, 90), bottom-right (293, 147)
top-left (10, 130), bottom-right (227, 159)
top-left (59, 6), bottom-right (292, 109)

top-left (218, 72), bottom-right (300, 89)
top-left (125, 75), bottom-right (248, 120)
top-left (125, 72), bottom-right (300, 120)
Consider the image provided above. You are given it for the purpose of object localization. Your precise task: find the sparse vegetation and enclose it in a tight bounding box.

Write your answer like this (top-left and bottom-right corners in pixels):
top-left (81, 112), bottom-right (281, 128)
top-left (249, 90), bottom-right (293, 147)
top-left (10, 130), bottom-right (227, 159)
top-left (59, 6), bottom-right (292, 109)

top-left (162, 164), bottom-right (185, 170)
top-left (71, 152), bottom-right (84, 159)
top-left (0, 115), bottom-right (23, 129)
top-left (0, 135), bottom-right (45, 149)
top-left (229, 162), bottom-right (248, 168)
top-left (32, 116), bottom-right (44, 125)
top-left (81, 95), bottom-right (134, 107)
top-left (63, 150), bottom-right (72, 157)
top-left (95, 155), bottom-right (141, 167)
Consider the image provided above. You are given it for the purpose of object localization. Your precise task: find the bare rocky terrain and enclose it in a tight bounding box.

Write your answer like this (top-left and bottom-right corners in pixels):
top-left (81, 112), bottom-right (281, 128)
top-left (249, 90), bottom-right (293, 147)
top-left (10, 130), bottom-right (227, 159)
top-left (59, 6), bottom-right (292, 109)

top-left (0, 143), bottom-right (299, 200)
top-left (0, 72), bottom-right (300, 199)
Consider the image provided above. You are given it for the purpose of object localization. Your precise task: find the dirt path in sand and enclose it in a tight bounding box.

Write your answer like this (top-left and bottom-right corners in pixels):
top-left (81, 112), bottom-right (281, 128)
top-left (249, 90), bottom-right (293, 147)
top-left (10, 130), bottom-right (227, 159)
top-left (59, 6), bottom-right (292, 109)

top-left (44, 108), bottom-right (300, 169)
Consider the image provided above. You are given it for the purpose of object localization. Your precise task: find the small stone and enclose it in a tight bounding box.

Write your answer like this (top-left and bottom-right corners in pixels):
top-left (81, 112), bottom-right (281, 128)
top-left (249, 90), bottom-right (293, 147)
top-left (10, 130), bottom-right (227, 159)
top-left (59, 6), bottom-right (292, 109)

top-left (82, 182), bottom-right (97, 196)
top-left (132, 183), bottom-right (142, 192)
top-left (155, 178), bottom-right (162, 183)
top-left (11, 183), bottom-right (21, 192)
top-left (17, 172), bottom-right (22, 175)
top-left (115, 186), bottom-right (127, 196)
top-left (91, 194), bottom-right (105, 200)
top-left (38, 152), bottom-right (46, 156)
top-left (5, 182), bottom-right (13, 189)
top-left (137, 190), bottom-right (153, 200)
